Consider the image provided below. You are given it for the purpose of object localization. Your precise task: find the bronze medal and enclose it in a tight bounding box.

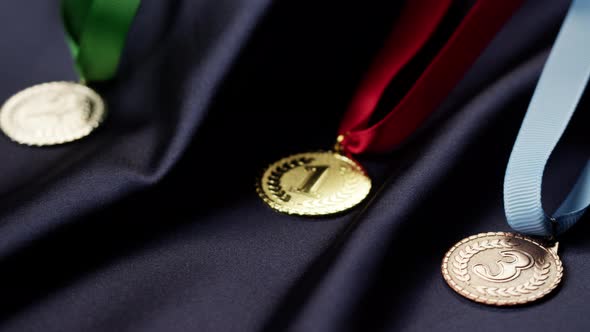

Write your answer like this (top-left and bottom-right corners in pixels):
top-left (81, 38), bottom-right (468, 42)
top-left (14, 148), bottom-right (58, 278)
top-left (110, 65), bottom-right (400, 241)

top-left (442, 232), bottom-right (563, 306)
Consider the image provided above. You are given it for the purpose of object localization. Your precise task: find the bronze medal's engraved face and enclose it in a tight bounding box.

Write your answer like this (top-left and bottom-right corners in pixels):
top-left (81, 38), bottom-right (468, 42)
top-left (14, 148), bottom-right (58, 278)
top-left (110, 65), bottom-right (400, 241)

top-left (0, 82), bottom-right (106, 146)
top-left (442, 232), bottom-right (563, 306)
top-left (257, 152), bottom-right (372, 216)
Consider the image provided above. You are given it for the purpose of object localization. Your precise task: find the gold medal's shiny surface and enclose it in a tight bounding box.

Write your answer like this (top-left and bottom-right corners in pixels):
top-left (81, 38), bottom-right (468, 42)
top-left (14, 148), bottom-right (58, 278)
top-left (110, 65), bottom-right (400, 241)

top-left (257, 152), bottom-right (371, 216)
top-left (442, 232), bottom-right (563, 306)
top-left (0, 81), bottom-right (106, 146)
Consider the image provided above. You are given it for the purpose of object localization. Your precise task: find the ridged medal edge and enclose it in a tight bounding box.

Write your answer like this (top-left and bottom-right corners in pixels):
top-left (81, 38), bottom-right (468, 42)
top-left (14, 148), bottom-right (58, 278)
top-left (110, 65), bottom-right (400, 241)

top-left (0, 81), bottom-right (107, 146)
top-left (255, 151), bottom-right (372, 216)
top-left (441, 231), bottom-right (563, 306)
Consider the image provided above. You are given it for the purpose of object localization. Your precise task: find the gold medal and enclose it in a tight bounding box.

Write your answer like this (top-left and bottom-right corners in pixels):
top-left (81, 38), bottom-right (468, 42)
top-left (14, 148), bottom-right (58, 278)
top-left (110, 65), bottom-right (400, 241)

top-left (442, 232), bottom-right (563, 306)
top-left (0, 81), bottom-right (106, 146)
top-left (257, 150), bottom-right (371, 216)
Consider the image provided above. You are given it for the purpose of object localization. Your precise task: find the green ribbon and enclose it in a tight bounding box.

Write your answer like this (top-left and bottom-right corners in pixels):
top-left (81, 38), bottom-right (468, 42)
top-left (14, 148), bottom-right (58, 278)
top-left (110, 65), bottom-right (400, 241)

top-left (62, 0), bottom-right (141, 83)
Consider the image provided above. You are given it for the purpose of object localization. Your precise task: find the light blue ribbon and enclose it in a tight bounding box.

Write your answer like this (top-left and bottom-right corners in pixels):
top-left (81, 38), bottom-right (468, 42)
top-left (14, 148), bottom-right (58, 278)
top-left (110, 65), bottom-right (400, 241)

top-left (504, 0), bottom-right (590, 237)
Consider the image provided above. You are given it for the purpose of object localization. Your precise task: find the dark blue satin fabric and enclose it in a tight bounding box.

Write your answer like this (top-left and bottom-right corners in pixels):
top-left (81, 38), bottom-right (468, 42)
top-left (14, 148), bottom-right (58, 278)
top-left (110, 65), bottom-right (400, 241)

top-left (0, 0), bottom-right (588, 331)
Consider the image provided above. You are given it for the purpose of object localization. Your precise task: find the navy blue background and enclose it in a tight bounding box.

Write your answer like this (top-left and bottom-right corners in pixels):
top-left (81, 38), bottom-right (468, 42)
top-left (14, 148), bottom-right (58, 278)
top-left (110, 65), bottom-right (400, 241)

top-left (0, 0), bottom-right (588, 331)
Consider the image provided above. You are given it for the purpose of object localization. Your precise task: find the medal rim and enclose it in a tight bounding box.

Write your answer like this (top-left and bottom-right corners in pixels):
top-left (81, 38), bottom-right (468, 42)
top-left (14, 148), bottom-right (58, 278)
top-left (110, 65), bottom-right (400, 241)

top-left (441, 231), bottom-right (563, 306)
top-left (0, 81), bottom-right (107, 146)
top-left (256, 151), bottom-right (372, 216)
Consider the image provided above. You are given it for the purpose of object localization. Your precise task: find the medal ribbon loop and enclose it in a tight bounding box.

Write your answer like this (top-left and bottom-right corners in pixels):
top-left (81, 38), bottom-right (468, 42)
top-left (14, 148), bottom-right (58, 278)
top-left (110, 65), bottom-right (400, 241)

top-left (504, 0), bottom-right (590, 237)
top-left (338, 0), bottom-right (524, 154)
top-left (62, 0), bottom-right (141, 82)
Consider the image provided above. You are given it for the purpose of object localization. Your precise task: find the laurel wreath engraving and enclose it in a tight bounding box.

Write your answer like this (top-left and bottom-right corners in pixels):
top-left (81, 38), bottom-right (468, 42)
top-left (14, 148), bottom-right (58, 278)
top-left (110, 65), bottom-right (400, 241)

top-left (451, 238), bottom-right (552, 298)
top-left (474, 260), bottom-right (551, 297)
top-left (300, 165), bottom-right (361, 209)
top-left (442, 233), bottom-right (563, 306)
top-left (265, 156), bottom-right (366, 214)
top-left (266, 157), bottom-right (314, 202)
top-left (0, 82), bottom-right (106, 146)
top-left (452, 239), bottom-right (514, 282)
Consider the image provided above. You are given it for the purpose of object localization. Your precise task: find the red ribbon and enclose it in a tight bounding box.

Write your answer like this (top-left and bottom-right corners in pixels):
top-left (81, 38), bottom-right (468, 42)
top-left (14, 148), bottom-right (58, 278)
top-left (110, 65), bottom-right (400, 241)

top-left (339, 0), bottom-right (524, 154)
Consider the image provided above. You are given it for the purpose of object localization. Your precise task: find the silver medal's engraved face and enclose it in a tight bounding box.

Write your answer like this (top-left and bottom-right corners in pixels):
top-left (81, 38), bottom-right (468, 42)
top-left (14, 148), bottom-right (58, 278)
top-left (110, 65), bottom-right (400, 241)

top-left (257, 152), bottom-right (372, 216)
top-left (442, 232), bottom-right (563, 306)
top-left (0, 82), bottom-right (106, 146)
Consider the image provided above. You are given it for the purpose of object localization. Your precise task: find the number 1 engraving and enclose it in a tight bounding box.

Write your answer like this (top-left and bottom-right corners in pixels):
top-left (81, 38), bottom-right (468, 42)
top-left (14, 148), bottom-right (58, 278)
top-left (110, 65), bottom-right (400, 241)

top-left (294, 165), bottom-right (329, 195)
